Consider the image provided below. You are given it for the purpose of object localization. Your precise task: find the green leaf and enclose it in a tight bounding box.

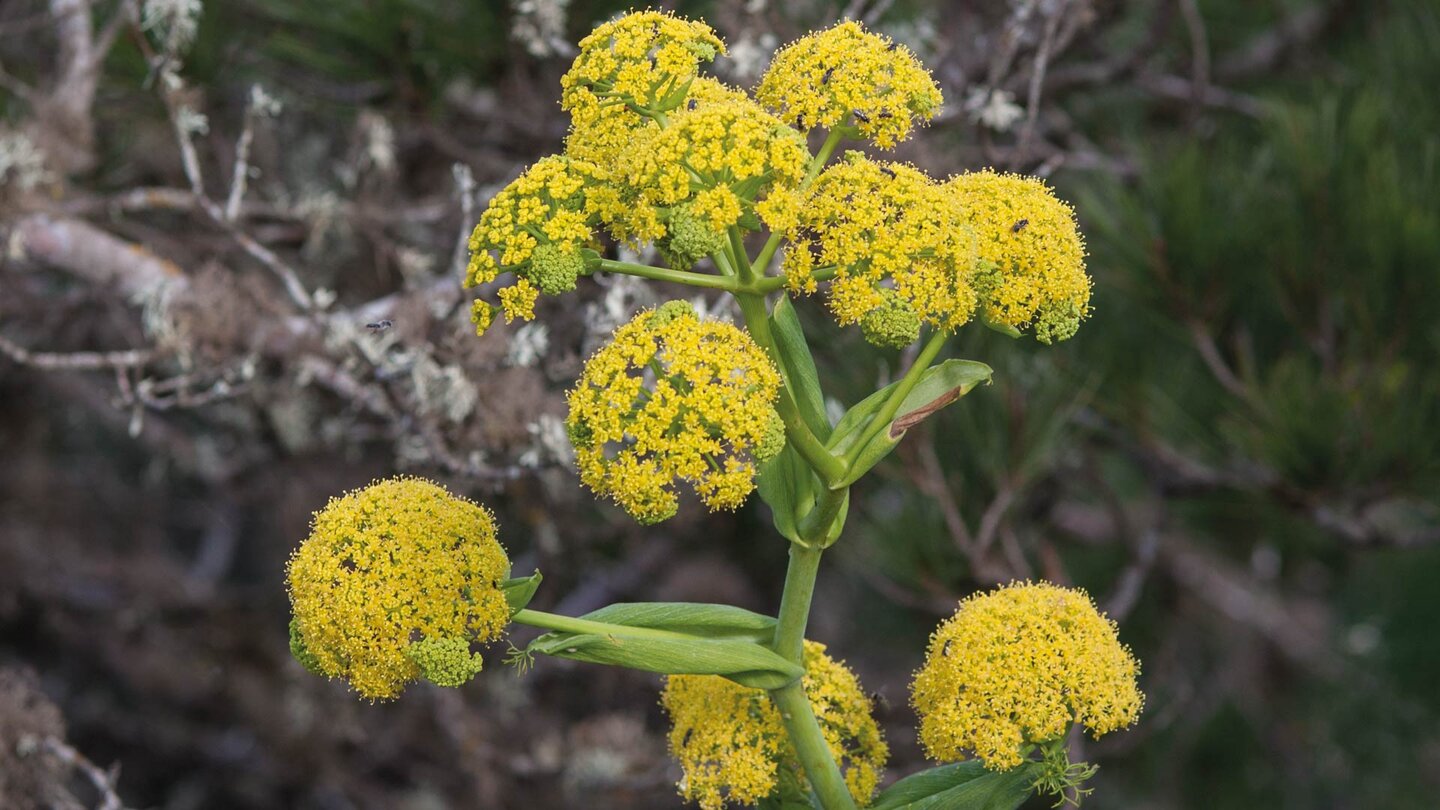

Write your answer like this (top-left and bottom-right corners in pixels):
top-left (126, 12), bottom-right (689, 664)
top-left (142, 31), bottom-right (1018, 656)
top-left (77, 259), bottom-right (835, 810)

top-left (524, 603), bottom-right (801, 689)
top-left (570, 603), bottom-right (778, 643)
top-left (756, 443), bottom-right (816, 545)
top-left (869, 762), bottom-right (1039, 810)
top-left (770, 295), bottom-right (831, 440)
top-left (501, 570), bottom-right (543, 614)
top-left (829, 359), bottom-right (993, 486)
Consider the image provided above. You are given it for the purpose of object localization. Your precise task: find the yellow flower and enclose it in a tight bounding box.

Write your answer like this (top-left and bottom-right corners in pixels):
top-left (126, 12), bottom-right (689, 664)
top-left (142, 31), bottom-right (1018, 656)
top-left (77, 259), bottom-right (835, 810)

top-left (945, 170), bottom-right (1092, 343)
top-left (561, 11), bottom-right (725, 167)
top-left (286, 477), bottom-right (510, 700)
top-left (757, 21), bottom-right (942, 149)
top-left (470, 299), bottom-right (495, 336)
top-left (574, 77), bottom-right (757, 248)
top-left (910, 581), bottom-right (1143, 771)
top-left (497, 277), bottom-right (539, 323)
top-left (566, 302), bottom-right (784, 524)
top-left (619, 98), bottom-right (810, 243)
top-left (661, 641), bottom-right (888, 810)
top-left (465, 156), bottom-right (600, 318)
top-left (784, 153), bottom-right (980, 341)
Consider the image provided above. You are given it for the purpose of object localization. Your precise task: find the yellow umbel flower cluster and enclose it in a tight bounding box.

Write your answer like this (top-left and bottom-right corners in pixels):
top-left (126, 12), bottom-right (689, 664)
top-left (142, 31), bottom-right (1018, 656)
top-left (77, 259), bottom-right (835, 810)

top-left (566, 302), bottom-right (785, 524)
top-left (946, 171), bottom-right (1092, 344)
top-left (562, 10), bottom-right (725, 167)
top-left (620, 99), bottom-right (809, 235)
top-left (910, 581), bottom-right (1143, 770)
top-left (465, 156), bottom-right (600, 331)
top-left (781, 153), bottom-right (980, 344)
top-left (661, 641), bottom-right (888, 810)
top-left (286, 477), bottom-right (511, 700)
top-left (757, 21), bottom-right (942, 149)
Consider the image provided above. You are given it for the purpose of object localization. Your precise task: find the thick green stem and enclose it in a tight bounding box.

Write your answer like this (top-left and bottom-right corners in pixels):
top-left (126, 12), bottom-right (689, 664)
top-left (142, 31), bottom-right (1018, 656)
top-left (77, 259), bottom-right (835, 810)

top-left (798, 485), bottom-right (848, 546)
top-left (772, 682), bottom-right (858, 810)
top-left (773, 543), bottom-right (822, 660)
top-left (769, 545), bottom-right (857, 810)
top-left (597, 259), bottom-right (738, 292)
top-left (836, 328), bottom-right (949, 468)
top-left (511, 608), bottom-right (692, 641)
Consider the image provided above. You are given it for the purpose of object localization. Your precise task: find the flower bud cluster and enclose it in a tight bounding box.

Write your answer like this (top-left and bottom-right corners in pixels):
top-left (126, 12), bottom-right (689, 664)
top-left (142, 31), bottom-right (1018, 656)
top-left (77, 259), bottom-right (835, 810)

top-left (566, 303), bottom-right (785, 524)
top-left (465, 156), bottom-right (600, 331)
top-left (780, 153), bottom-right (979, 345)
top-left (910, 581), bottom-right (1143, 770)
top-left (946, 171), bottom-right (1091, 344)
top-left (757, 21), bottom-right (942, 149)
top-left (286, 477), bottom-right (511, 700)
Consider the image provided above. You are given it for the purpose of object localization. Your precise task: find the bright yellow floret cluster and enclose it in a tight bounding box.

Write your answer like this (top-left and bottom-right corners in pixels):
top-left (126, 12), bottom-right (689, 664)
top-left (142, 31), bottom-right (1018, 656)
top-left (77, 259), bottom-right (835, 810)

top-left (945, 171), bottom-right (1092, 344)
top-left (465, 156), bottom-right (600, 331)
top-left (286, 477), bottom-right (510, 700)
top-left (910, 581), bottom-right (1143, 771)
top-left (565, 302), bottom-right (785, 524)
top-left (619, 99), bottom-right (809, 239)
top-left (561, 10), bottom-right (724, 167)
top-left (780, 153), bottom-right (980, 344)
top-left (661, 641), bottom-right (888, 810)
top-left (757, 21), bottom-right (942, 149)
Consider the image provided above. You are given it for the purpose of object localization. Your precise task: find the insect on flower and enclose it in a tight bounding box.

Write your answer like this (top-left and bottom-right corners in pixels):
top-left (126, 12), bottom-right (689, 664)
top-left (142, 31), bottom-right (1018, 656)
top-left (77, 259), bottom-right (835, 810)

top-left (852, 109), bottom-right (871, 124)
top-left (1011, 218), bottom-right (1029, 233)
top-left (366, 319), bottom-right (393, 332)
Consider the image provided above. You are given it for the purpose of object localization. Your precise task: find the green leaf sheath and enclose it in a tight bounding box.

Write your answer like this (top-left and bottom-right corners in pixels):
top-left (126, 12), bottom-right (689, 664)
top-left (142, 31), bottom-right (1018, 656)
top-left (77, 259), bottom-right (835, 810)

top-left (514, 603), bottom-right (802, 689)
top-left (829, 357), bottom-right (994, 487)
top-left (500, 571), bottom-right (543, 614)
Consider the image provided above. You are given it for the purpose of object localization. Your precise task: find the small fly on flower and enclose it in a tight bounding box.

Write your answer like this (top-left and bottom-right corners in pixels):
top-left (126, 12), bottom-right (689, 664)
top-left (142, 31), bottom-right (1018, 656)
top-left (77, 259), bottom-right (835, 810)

top-left (852, 109), bottom-right (871, 124)
top-left (820, 66), bottom-right (835, 84)
top-left (366, 319), bottom-right (393, 332)
top-left (1011, 219), bottom-right (1029, 233)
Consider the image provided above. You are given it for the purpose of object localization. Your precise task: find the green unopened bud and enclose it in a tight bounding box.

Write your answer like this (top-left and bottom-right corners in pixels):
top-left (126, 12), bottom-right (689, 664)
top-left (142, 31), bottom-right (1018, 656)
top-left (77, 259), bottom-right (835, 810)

top-left (288, 618), bottom-right (326, 676)
top-left (566, 416), bottom-right (594, 449)
top-left (648, 300), bottom-right (698, 329)
top-left (753, 412), bottom-right (787, 462)
top-left (406, 637), bottom-right (484, 688)
top-left (861, 290), bottom-right (922, 349)
top-left (1034, 298), bottom-right (1083, 345)
top-left (660, 205), bottom-right (727, 270)
top-left (526, 243), bottom-right (586, 295)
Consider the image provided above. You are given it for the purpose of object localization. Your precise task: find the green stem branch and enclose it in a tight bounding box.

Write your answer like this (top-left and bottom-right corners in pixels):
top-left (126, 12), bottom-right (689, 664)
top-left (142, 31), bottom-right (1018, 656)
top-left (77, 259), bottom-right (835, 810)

top-left (597, 259), bottom-right (738, 292)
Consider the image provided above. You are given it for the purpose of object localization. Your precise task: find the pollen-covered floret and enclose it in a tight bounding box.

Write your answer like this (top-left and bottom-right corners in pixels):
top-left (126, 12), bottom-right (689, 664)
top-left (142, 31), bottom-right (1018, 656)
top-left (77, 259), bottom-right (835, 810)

top-left (619, 99), bottom-right (809, 241)
top-left (945, 170), bottom-right (1091, 344)
top-left (661, 642), bottom-right (888, 810)
top-left (285, 477), bottom-right (511, 700)
top-left (561, 11), bottom-right (725, 167)
top-left (757, 21), bottom-right (942, 149)
top-left (910, 581), bottom-right (1143, 771)
top-left (466, 156), bottom-right (599, 329)
top-left (566, 303), bottom-right (784, 524)
top-left (783, 153), bottom-right (980, 340)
